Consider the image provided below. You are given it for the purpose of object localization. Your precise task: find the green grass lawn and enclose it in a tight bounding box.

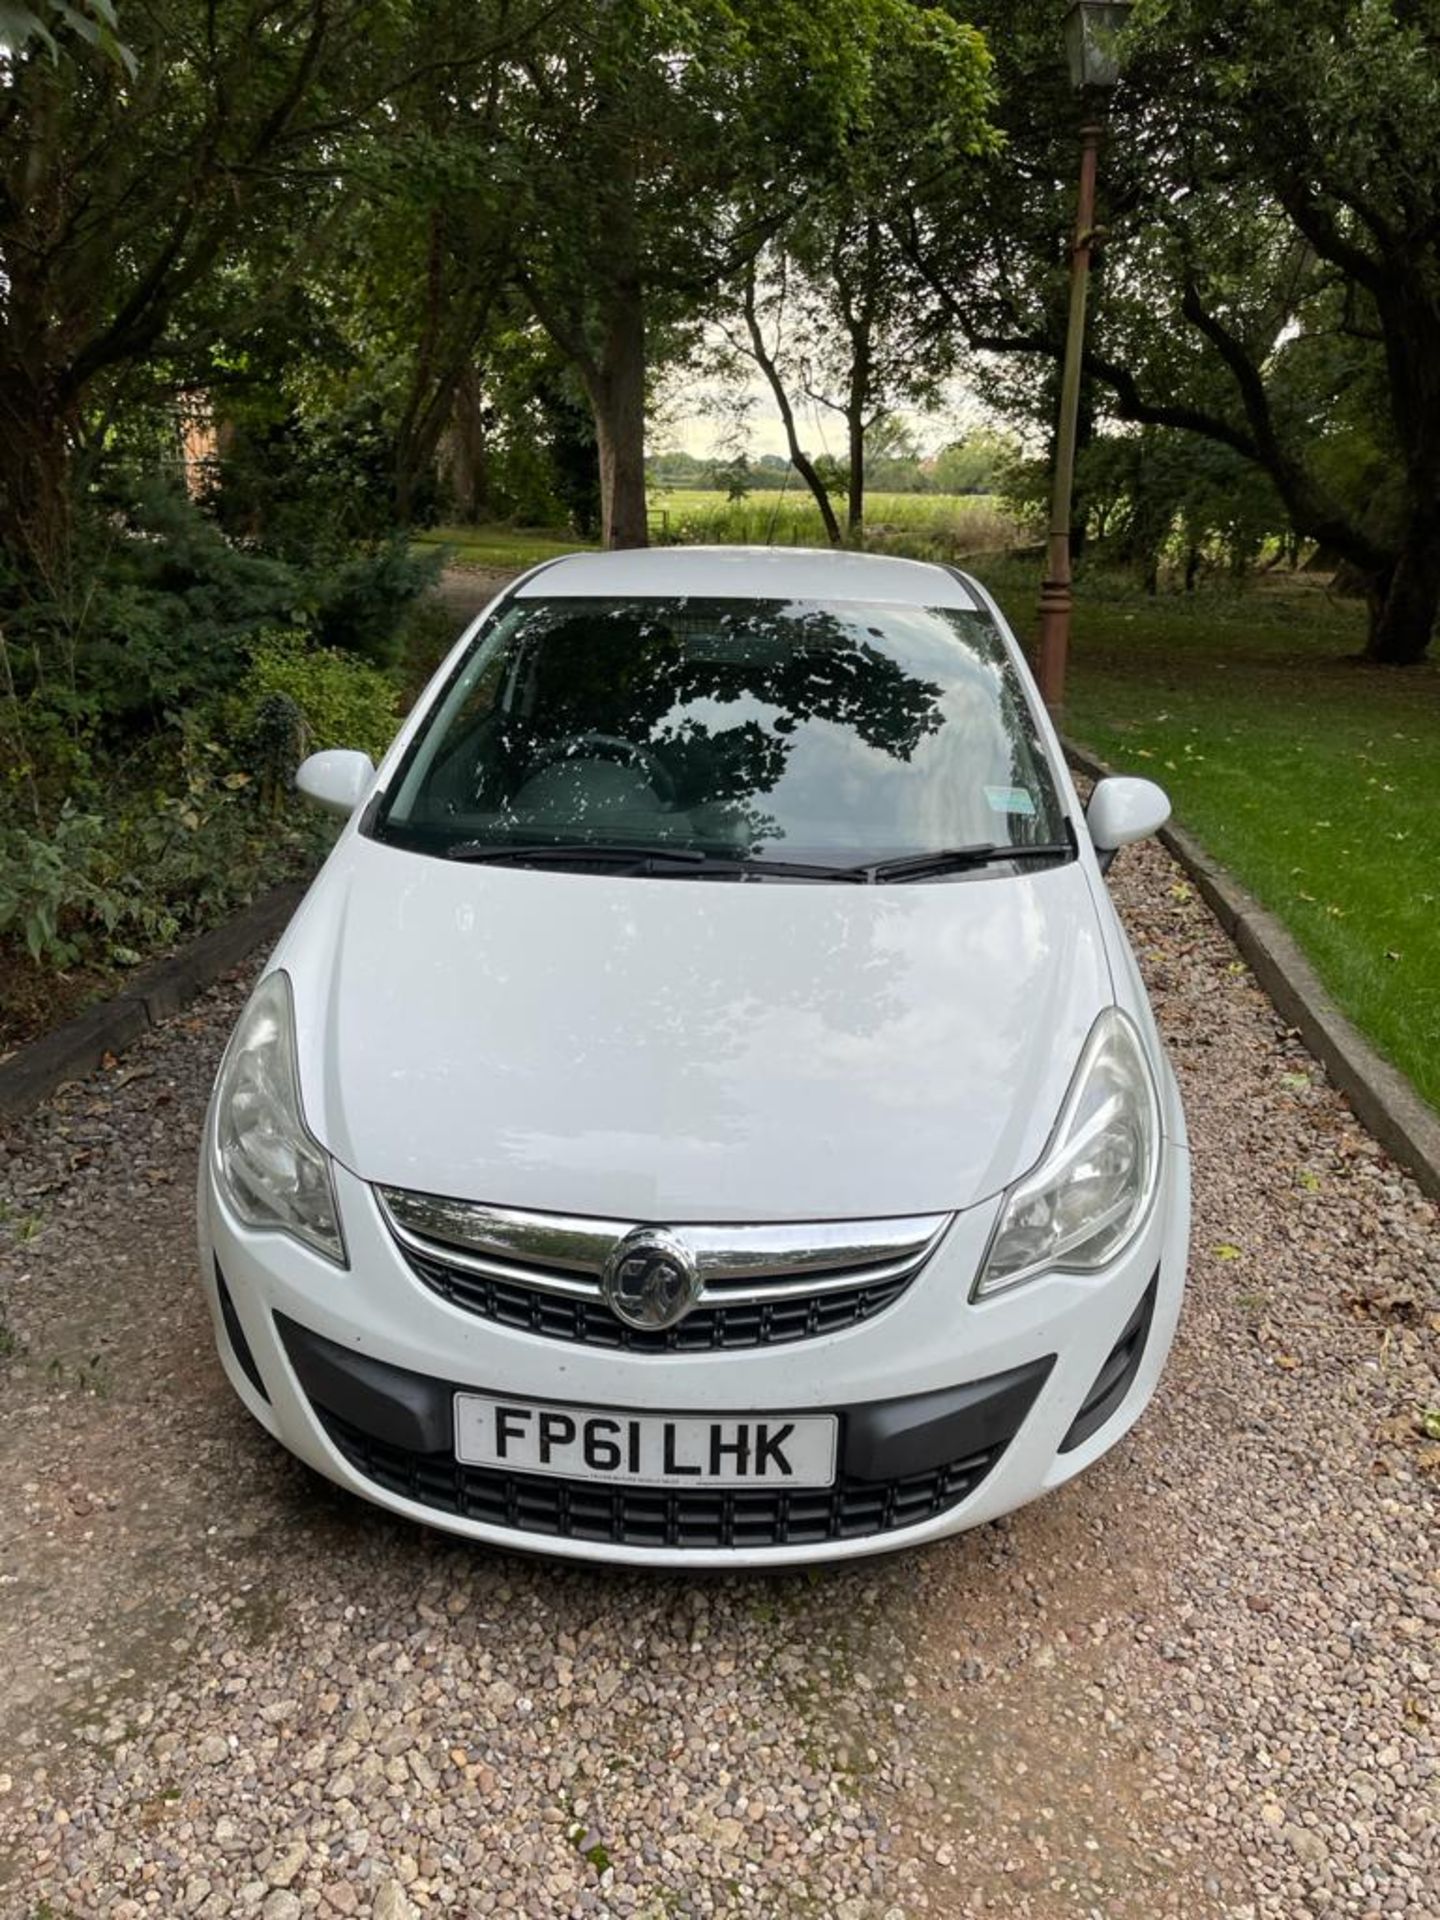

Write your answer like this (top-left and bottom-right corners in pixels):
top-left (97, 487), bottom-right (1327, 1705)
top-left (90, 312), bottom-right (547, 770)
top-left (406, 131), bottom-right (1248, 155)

top-left (415, 524), bottom-right (597, 569)
top-left (977, 565), bottom-right (1440, 1113)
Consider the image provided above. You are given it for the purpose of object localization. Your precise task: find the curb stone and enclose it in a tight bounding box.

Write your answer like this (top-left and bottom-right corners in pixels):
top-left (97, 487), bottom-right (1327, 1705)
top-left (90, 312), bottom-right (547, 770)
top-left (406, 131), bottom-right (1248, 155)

top-left (1068, 737), bottom-right (1440, 1204)
top-left (0, 881), bottom-right (307, 1120)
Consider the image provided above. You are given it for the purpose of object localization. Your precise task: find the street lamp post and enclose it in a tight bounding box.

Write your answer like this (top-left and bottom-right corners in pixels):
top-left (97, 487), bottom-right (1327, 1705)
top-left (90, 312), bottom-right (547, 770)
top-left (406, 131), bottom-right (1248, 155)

top-left (1036, 0), bottom-right (1132, 718)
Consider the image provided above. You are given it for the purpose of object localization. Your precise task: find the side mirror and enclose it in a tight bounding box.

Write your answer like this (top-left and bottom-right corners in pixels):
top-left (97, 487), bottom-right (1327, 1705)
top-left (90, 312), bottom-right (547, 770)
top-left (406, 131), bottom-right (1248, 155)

top-left (1087, 775), bottom-right (1170, 870)
top-left (296, 749), bottom-right (376, 818)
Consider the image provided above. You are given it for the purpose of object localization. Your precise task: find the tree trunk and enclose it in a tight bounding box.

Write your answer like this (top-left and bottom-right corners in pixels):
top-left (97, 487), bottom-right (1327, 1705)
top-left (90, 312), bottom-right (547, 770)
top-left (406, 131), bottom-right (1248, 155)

top-left (0, 372), bottom-right (74, 583)
top-left (846, 405), bottom-right (865, 538)
top-left (740, 266), bottom-right (842, 546)
top-left (585, 276), bottom-right (649, 550)
top-left (797, 458), bottom-right (843, 548)
top-left (839, 219), bottom-right (878, 541)
top-left (1364, 515), bottom-right (1440, 664)
top-left (395, 213), bottom-right (445, 525)
top-left (447, 366), bottom-right (489, 524)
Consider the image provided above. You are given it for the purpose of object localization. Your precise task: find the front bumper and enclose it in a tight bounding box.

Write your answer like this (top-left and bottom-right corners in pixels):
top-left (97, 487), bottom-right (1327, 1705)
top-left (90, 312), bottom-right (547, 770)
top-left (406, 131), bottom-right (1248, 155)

top-left (197, 1145), bottom-right (1190, 1567)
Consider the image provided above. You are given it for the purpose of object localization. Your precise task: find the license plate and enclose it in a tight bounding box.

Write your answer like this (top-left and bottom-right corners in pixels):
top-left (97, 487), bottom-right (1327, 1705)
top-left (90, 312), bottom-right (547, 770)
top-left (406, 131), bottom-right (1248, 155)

top-left (453, 1393), bottom-right (838, 1489)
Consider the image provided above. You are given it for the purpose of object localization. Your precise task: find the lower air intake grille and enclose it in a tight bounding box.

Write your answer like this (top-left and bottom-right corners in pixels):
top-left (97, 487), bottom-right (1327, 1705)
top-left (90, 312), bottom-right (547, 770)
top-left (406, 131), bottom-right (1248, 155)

top-left (316, 1408), bottom-right (1004, 1550)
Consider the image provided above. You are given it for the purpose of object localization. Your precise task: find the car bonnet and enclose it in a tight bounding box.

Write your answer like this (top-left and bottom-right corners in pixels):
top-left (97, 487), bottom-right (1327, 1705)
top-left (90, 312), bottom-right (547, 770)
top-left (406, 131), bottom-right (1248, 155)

top-left (276, 835), bottom-right (1114, 1224)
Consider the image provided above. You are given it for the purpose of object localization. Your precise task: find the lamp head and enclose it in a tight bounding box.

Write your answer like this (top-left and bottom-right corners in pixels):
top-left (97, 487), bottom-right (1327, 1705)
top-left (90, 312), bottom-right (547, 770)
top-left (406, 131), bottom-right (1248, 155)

top-left (1064, 0), bottom-right (1133, 93)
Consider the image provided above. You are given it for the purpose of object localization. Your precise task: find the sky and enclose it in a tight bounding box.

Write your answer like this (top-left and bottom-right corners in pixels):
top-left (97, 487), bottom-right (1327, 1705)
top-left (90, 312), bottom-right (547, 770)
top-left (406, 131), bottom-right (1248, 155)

top-left (655, 366), bottom-right (991, 462)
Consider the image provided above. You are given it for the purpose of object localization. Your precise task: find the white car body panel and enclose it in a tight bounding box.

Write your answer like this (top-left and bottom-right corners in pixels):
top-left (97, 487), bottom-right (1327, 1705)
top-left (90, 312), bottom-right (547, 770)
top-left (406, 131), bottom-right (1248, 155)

top-left (274, 836), bottom-right (1112, 1221)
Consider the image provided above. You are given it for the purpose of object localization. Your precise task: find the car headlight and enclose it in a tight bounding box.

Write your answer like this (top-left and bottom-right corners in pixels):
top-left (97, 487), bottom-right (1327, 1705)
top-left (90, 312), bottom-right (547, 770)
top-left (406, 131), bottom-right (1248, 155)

top-left (212, 970), bottom-right (346, 1265)
top-left (974, 1008), bottom-right (1160, 1297)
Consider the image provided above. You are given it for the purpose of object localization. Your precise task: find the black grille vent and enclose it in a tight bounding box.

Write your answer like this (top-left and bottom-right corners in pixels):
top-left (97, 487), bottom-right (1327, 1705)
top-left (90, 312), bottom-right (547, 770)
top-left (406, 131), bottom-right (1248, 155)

top-left (215, 1260), bottom-right (269, 1402)
top-left (317, 1408), bottom-right (1003, 1550)
top-left (1059, 1271), bottom-right (1158, 1453)
top-left (401, 1245), bottom-right (913, 1352)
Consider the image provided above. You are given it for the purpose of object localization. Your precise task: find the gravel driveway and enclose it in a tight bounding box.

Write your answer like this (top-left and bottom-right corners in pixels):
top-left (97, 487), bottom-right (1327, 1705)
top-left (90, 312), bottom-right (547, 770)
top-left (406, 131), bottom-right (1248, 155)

top-left (1, 836), bottom-right (1436, 1920)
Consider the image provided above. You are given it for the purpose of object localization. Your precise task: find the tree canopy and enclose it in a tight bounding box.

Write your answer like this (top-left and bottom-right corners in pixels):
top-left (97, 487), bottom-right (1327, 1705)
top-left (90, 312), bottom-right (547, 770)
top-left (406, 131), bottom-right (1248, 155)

top-left (1, 0), bottom-right (1436, 676)
top-left (898, 0), bottom-right (1440, 662)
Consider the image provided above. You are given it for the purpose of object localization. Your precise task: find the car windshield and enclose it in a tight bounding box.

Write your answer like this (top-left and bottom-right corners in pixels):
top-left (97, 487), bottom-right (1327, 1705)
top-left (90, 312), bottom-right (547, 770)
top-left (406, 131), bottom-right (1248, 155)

top-left (372, 594), bottom-right (1067, 872)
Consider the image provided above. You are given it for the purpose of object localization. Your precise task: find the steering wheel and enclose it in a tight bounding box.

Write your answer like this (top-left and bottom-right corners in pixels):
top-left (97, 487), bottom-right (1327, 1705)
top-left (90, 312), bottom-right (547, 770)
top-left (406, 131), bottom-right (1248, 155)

top-left (528, 731), bottom-right (677, 804)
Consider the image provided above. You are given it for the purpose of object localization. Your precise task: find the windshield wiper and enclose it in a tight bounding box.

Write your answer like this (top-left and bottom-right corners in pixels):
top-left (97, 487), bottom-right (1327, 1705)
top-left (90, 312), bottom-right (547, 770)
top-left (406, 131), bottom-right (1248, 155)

top-left (444, 841), bottom-right (707, 869)
top-left (442, 840), bottom-right (1073, 883)
top-left (854, 842), bottom-right (1073, 884)
top-left (441, 842), bottom-right (866, 881)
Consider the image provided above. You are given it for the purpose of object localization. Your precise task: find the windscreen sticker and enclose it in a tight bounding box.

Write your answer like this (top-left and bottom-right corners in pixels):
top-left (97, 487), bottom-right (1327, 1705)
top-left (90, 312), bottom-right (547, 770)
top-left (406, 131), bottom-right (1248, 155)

top-left (984, 785), bottom-right (1037, 817)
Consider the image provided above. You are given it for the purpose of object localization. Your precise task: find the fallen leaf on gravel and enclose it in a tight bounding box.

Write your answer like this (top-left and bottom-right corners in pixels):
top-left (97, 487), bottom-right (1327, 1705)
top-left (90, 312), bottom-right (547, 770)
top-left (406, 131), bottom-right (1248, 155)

top-left (1213, 1243), bottom-right (1242, 1261)
top-left (1273, 1354), bottom-right (1300, 1371)
top-left (1345, 1292), bottom-right (1422, 1326)
top-left (100, 1051), bottom-right (118, 1070)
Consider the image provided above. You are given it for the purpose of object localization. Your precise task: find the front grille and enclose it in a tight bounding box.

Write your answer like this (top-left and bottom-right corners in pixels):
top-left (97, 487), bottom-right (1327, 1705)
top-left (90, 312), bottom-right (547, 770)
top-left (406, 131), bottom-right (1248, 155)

top-left (400, 1244), bottom-right (913, 1352)
top-left (317, 1407), bottom-right (1003, 1549)
top-left (378, 1187), bottom-right (950, 1354)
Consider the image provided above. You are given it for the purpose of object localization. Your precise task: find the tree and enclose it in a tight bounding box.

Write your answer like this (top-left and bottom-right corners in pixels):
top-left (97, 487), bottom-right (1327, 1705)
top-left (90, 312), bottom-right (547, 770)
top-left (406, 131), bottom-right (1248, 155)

top-left (901, 0), bottom-right (1440, 662)
top-left (1, 0), bottom-right (356, 574)
top-left (502, 0), bottom-right (991, 549)
top-left (719, 2), bottom-right (994, 542)
top-left (0, 0), bottom-right (542, 577)
top-left (732, 253), bottom-right (844, 545)
top-left (932, 429), bottom-right (1018, 496)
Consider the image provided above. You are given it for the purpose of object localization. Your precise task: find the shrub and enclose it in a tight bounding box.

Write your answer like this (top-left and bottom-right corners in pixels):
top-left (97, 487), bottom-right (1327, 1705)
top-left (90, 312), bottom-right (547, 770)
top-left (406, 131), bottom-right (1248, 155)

top-left (0, 743), bottom-right (327, 976)
top-left (3, 485), bottom-right (438, 757)
top-left (0, 807), bottom-right (117, 966)
top-left (233, 630), bottom-right (401, 764)
top-left (79, 480), bottom-right (306, 725)
top-left (212, 391), bottom-right (404, 558)
top-left (311, 535), bottom-right (442, 665)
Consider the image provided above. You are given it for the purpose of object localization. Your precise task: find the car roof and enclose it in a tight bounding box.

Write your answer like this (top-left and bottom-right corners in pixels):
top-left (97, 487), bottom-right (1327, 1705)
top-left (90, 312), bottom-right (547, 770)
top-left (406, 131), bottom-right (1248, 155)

top-left (513, 544), bottom-right (983, 610)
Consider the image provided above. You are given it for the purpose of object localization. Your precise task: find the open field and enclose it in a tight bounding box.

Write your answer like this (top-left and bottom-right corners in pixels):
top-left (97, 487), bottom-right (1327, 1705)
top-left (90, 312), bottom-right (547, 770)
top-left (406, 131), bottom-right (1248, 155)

top-left (417, 491), bottom-right (1017, 570)
top-left (649, 487), bottom-right (1016, 554)
top-left (977, 564), bottom-right (1440, 1113)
